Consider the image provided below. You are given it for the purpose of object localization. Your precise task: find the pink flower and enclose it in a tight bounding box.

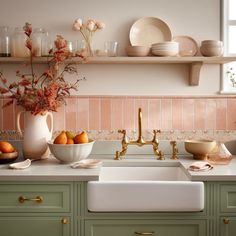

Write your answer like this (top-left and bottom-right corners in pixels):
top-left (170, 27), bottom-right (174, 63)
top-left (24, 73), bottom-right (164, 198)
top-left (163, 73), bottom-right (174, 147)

top-left (96, 20), bottom-right (105, 29)
top-left (73, 18), bottom-right (82, 31)
top-left (86, 19), bottom-right (96, 31)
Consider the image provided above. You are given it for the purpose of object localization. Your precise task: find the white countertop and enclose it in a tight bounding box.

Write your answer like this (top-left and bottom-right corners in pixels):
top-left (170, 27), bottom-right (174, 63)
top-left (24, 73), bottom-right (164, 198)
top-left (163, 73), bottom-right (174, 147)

top-left (0, 154), bottom-right (236, 181)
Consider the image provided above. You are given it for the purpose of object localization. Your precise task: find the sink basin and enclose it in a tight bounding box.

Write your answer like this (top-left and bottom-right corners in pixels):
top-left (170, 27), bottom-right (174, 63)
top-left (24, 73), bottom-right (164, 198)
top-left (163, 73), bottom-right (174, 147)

top-left (87, 165), bottom-right (204, 212)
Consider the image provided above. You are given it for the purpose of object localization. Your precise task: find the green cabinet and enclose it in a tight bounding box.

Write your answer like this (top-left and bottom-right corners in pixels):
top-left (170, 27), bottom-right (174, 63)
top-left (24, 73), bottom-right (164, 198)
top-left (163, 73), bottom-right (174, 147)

top-left (220, 217), bottom-right (236, 236)
top-left (0, 216), bottom-right (70, 236)
top-left (219, 184), bottom-right (236, 236)
top-left (0, 183), bottom-right (73, 236)
top-left (85, 219), bottom-right (207, 236)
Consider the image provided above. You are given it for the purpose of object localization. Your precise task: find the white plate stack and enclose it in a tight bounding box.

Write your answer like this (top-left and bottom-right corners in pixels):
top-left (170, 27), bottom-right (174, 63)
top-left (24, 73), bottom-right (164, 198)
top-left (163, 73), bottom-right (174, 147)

top-left (151, 41), bottom-right (179, 56)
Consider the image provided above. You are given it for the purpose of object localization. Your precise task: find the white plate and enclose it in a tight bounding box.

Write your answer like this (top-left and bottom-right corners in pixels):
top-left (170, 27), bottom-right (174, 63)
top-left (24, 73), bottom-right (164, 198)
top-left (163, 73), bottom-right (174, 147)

top-left (172, 35), bottom-right (198, 56)
top-left (129, 17), bottom-right (172, 47)
top-left (70, 159), bottom-right (102, 169)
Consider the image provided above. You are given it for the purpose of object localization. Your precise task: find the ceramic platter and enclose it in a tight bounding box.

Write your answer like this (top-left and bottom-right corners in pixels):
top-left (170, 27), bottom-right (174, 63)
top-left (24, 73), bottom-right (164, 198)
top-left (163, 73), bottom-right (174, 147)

top-left (129, 17), bottom-right (172, 47)
top-left (172, 35), bottom-right (198, 56)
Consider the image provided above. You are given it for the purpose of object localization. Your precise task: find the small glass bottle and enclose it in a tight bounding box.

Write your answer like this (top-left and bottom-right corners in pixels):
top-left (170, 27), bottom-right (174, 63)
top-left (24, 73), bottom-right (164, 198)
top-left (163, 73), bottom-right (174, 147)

top-left (41, 30), bottom-right (53, 57)
top-left (0, 26), bottom-right (11, 57)
top-left (11, 27), bottom-right (29, 57)
top-left (32, 28), bottom-right (43, 57)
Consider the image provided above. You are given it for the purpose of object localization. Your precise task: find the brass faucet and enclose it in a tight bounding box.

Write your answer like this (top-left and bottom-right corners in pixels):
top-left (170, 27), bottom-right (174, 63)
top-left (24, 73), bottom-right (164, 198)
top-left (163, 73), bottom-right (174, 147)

top-left (115, 108), bottom-right (164, 160)
top-left (170, 140), bottom-right (178, 160)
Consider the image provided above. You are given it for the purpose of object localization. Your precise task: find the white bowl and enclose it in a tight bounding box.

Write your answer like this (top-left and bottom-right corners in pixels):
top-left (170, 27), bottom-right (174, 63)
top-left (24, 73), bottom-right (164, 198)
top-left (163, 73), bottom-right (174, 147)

top-left (48, 139), bottom-right (95, 163)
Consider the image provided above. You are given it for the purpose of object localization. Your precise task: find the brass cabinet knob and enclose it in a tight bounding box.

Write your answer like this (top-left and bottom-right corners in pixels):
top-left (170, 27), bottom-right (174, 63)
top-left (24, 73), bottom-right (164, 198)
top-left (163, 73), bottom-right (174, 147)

top-left (61, 218), bottom-right (69, 224)
top-left (18, 196), bottom-right (43, 203)
top-left (134, 232), bottom-right (154, 235)
top-left (223, 218), bottom-right (230, 224)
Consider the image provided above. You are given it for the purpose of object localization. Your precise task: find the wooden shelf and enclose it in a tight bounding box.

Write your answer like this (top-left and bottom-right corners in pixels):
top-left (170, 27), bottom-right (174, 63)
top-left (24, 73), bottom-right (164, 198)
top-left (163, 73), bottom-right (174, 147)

top-left (1, 56), bottom-right (236, 86)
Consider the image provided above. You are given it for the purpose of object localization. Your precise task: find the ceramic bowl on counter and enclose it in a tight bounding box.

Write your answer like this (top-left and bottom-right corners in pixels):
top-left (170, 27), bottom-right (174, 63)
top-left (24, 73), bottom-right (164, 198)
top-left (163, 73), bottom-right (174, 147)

top-left (126, 46), bottom-right (150, 56)
top-left (184, 139), bottom-right (216, 160)
top-left (47, 140), bottom-right (95, 163)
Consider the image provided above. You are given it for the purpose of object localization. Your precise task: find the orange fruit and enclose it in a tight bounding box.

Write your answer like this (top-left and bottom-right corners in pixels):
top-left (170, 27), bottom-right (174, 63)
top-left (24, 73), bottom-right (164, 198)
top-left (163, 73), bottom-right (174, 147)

top-left (0, 141), bottom-right (15, 153)
top-left (66, 138), bottom-right (74, 144)
top-left (54, 131), bottom-right (67, 144)
top-left (73, 131), bottom-right (89, 144)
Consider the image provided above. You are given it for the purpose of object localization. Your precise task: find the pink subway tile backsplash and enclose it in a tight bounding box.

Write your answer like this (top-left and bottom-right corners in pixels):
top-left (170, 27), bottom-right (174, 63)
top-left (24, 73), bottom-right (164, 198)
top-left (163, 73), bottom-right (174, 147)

top-left (1, 96), bottom-right (236, 136)
top-left (182, 99), bottom-right (194, 130)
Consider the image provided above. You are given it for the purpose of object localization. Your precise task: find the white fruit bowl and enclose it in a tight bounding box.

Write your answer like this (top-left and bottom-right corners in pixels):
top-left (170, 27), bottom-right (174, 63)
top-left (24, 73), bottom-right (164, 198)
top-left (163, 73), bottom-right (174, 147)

top-left (47, 140), bottom-right (95, 163)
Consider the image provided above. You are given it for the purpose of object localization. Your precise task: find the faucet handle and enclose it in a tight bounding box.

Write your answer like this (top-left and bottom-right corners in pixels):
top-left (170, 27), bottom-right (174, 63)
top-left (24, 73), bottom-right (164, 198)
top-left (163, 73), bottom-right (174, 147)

top-left (118, 129), bottom-right (126, 134)
top-left (114, 151), bottom-right (121, 160)
top-left (170, 140), bottom-right (178, 160)
top-left (153, 129), bottom-right (161, 135)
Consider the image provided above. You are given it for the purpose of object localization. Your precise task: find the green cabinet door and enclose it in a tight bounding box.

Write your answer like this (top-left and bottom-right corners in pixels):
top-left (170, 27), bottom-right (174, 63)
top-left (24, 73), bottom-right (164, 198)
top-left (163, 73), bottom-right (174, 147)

top-left (220, 217), bottom-right (236, 236)
top-left (0, 216), bottom-right (71, 236)
top-left (85, 219), bottom-right (207, 236)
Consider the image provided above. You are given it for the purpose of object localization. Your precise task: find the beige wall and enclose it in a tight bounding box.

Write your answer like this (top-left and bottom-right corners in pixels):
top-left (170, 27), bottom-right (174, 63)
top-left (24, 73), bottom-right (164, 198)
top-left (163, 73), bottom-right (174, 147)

top-left (0, 0), bottom-right (221, 95)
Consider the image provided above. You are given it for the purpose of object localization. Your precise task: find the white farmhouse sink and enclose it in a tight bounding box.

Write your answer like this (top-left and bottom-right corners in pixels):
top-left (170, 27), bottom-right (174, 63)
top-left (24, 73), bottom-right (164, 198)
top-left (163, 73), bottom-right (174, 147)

top-left (87, 165), bottom-right (204, 212)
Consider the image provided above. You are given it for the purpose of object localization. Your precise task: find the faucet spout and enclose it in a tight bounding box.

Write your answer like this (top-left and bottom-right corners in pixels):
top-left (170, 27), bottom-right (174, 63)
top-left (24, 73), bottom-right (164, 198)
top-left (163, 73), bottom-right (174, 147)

top-left (137, 108), bottom-right (145, 145)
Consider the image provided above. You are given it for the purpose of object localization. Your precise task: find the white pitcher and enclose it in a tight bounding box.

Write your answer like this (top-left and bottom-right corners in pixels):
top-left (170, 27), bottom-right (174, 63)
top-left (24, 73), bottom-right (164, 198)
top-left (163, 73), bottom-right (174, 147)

top-left (17, 111), bottom-right (53, 160)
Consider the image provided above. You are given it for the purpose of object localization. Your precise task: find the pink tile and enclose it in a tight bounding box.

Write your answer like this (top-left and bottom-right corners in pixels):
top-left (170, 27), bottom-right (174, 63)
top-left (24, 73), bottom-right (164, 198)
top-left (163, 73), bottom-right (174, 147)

top-left (182, 99), bottom-right (194, 130)
top-left (101, 98), bottom-right (111, 130)
top-left (148, 99), bottom-right (161, 129)
top-left (205, 99), bottom-right (216, 130)
top-left (89, 98), bottom-right (100, 130)
top-left (2, 98), bottom-right (14, 130)
top-left (77, 98), bottom-right (89, 131)
top-left (135, 99), bottom-right (148, 130)
top-left (226, 98), bottom-right (236, 130)
top-left (172, 99), bottom-right (183, 130)
top-left (194, 99), bottom-right (206, 130)
top-left (160, 99), bottom-right (172, 130)
top-left (53, 105), bottom-right (65, 131)
top-left (216, 99), bottom-right (227, 130)
top-left (65, 98), bottom-right (77, 131)
top-left (111, 98), bottom-right (123, 130)
top-left (123, 98), bottom-right (135, 130)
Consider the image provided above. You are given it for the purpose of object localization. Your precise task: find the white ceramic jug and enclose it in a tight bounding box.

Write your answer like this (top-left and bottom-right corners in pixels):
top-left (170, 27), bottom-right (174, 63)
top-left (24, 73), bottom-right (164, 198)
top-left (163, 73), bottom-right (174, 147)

top-left (17, 111), bottom-right (53, 160)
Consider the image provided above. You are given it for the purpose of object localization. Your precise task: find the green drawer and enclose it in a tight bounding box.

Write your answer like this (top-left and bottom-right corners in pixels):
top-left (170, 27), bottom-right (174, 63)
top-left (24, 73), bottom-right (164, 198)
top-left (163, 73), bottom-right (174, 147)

top-left (0, 216), bottom-right (70, 236)
top-left (220, 184), bottom-right (236, 213)
top-left (0, 184), bottom-right (71, 213)
top-left (85, 219), bottom-right (207, 236)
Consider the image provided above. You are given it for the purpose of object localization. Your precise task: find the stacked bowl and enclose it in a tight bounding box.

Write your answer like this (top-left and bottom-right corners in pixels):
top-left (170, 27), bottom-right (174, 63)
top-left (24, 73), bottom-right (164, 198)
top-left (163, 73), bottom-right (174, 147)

top-left (151, 41), bottom-right (179, 56)
top-left (200, 40), bottom-right (223, 57)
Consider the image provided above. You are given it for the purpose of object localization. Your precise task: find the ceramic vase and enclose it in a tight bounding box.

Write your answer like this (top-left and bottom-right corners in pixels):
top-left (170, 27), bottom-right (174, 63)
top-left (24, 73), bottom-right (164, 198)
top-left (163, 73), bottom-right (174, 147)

top-left (16, 111), bottom-right (53, 160)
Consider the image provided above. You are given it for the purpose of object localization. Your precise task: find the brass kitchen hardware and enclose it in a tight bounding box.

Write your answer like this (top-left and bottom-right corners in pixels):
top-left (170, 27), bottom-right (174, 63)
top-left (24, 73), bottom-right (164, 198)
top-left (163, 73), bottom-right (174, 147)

top-left (223, 218), bottom-right (230, 224)
top-left (18, 195), bottom-right (43, 203)
top-left (170, 140), bottom-right (178, 160)
top-left (115, 108), bottom-right (163, 160)
top-left (134, 231), bottom-right (154, 235)
top-left (61, 218), bottom-right (69, 224)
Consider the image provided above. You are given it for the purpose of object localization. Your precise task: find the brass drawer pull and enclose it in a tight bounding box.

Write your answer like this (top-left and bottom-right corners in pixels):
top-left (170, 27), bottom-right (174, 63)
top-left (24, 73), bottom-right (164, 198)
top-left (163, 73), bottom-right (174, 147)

top-left (135, 232), bottom-right (154, 235)
top-left (223, 218), bottom-right (230, 224)
top-left (18, 196), bottom-right (43, 203)
top-left (61, 218), bottom-right (69, 224)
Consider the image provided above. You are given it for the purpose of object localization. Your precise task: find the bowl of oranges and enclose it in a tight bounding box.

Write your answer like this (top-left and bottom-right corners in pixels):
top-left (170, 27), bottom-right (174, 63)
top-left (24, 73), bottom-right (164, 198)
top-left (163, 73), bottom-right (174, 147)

top-left (47, 131), bottom-right (95, 163)
top-left (0, 141), bottom-right (18, 164)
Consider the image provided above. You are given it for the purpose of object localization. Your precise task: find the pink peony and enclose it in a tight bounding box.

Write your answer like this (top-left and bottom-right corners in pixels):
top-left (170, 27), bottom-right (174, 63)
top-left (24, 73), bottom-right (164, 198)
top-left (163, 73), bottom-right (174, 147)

top-left (86, 19), bottom-right (96, 31)
top-left (73, 18), bottom-right (82, 31)
top-left (96, 20), bottom-right (105, 29)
